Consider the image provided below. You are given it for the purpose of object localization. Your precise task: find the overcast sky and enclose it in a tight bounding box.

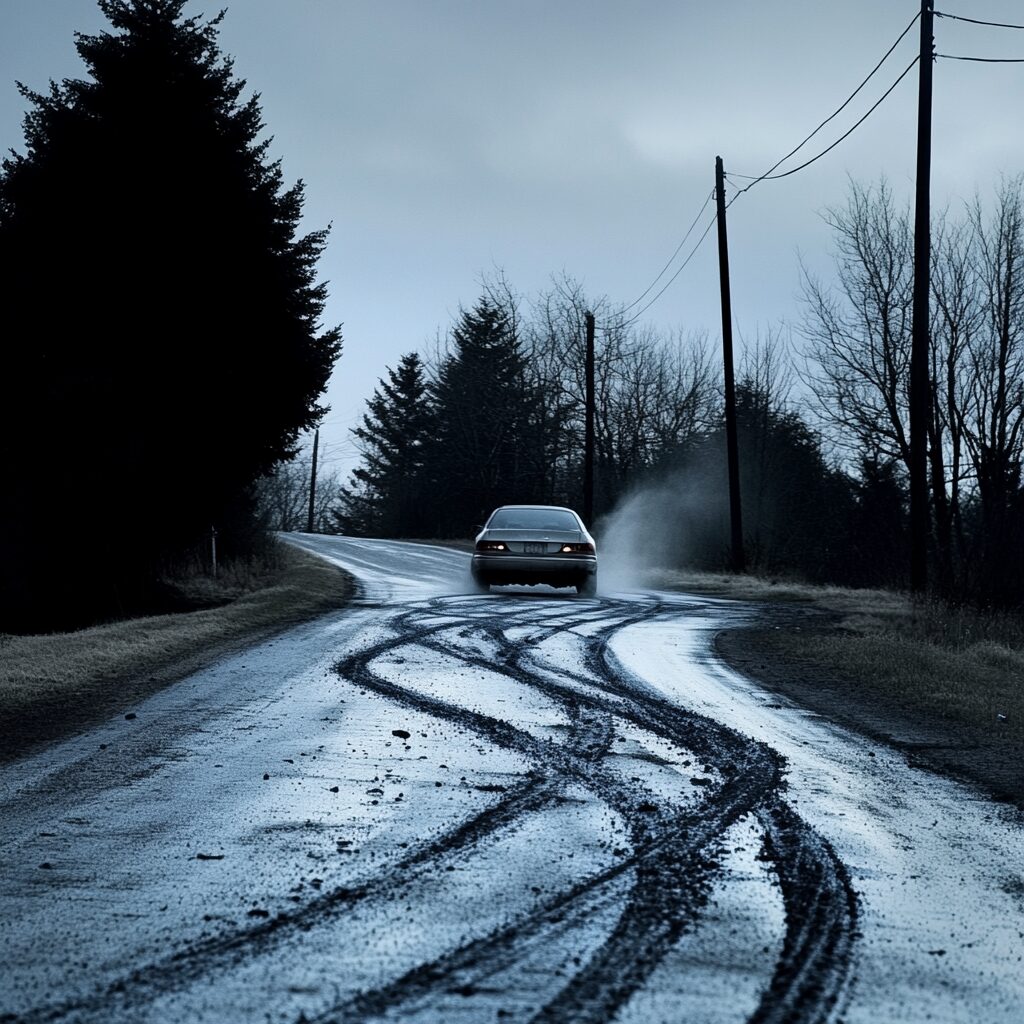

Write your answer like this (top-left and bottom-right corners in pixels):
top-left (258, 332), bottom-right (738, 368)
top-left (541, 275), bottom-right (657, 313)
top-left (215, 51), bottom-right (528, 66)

top-left (4, 0), bottom-right (1024, 482)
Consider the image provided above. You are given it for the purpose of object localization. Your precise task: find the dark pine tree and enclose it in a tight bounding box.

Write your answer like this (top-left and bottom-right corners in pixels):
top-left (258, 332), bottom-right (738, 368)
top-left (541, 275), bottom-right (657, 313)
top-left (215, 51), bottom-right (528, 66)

top-left (0, 1), bottom-right (341, 628)
top-left (425, 298), bottom-right (535, 536)
top-left (336, 353), bottom-right (434, 537)
top-left (732, 382), bottom-right (855, 581)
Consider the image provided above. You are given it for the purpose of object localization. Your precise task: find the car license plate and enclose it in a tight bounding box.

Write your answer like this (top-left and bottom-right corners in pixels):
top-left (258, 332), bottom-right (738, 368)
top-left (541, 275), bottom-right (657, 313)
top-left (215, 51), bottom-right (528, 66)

top-left (524, 542), bottom-right (546, 554)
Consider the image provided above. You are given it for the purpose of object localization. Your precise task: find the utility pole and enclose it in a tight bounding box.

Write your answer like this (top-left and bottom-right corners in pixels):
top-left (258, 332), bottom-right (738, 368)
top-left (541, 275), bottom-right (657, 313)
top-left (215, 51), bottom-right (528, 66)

top-left (715, 156), bottom-right (745, 573)
top-left (910, 0), bottom-right (934, 593)
top-left (306, 428), bottom-right (319, 534)
top-left (583, 311), bottom-right (596, 527)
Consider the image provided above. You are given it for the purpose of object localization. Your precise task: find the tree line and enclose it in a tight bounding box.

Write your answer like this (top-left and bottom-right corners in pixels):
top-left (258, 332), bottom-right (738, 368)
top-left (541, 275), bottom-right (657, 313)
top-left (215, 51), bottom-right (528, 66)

top-left (803, 177), bottom-right (1024, 604)
top-left (9, 2), bottom-right (1020, 619)
top-left (333, 276), bottom-right (717, 541)
top-left (338, 178), bottom-right (1024, 606)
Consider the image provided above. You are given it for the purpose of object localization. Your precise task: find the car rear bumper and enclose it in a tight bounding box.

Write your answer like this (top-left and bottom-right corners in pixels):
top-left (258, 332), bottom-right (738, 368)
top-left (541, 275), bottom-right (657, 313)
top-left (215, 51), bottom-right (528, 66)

top-left (472, 554), bottom-right (597, 579)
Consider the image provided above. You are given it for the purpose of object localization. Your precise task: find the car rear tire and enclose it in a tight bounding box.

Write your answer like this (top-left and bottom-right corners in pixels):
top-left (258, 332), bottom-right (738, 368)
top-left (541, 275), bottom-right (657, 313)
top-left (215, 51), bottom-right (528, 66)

top-left (577, 574), bottom-right (597, 597)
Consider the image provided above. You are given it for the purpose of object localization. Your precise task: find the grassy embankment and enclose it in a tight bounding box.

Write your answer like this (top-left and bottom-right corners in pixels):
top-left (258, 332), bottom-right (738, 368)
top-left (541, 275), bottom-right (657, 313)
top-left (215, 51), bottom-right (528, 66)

top-left (0, 542), bottom-right (354, 763)
top-left (648, 567), bottom-right (1024, 807)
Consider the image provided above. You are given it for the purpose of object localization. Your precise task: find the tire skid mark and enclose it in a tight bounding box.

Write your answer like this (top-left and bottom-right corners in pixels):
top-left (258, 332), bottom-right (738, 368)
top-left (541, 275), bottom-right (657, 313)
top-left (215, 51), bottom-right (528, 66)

top-left (527, 771), bottom-right (769, 1024)
top-left (748, 803), bottom-right (859, 1024)
top-left (310, 603), bottom-right (781, 1024)
top-left (592, 633), bottom-right (860, 1024)
top-left (493, 613), bottom-right (785, 1023)
top-left (416, 600), bottom-right (858, 1024)
top-left (308, 804), bottom-right (729, 1024)
top-left (309, 606), bottom-right (743, 1021)
top-left (12, 778), bottom-right (564, 1024)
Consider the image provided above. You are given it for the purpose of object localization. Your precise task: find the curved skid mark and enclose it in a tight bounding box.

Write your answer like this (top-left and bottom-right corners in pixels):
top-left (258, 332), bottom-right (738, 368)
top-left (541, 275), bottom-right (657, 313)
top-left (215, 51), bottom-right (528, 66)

top-left (14, 609), bottom-right (600, 1023)
top-left (309, 603), bottom-right (788, 1024)
top-left (14, 777), bottom-right (564, 1024)
top-left (588, 623), bottom-right (860, 1024)
top-left (748, 802), bottom-right (859, 1024)
top-left (318, 598), bottom-right (858, 1024)
top-left (307, 778), bottom-right (758, 1024)
top-left (464, 602), bottom-right (858, 1024)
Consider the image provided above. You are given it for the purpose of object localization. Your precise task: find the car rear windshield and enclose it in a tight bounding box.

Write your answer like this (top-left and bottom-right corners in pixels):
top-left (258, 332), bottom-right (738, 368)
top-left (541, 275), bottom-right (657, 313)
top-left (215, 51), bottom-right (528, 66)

top-left (487, 508), bottom-right (580, 531)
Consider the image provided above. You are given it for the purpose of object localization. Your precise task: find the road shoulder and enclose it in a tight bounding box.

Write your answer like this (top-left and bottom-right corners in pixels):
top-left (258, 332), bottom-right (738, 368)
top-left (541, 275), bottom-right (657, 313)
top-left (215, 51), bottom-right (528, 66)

top-left (714, 606), bottom-right (1024, 813)
top-left (0, 544), bottom-right (354, 764)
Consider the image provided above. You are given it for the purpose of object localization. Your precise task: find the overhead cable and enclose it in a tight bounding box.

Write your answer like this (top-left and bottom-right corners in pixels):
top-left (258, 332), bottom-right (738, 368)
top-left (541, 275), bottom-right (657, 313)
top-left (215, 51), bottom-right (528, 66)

top-left (725, 11), bottom-right (920, 200)
top-left (603, 12), bottom-right (922, 327)
top-left (616, 215), bottom-right (718, 329)
top-left (935, 10), bottom-right (1024, 30)
top-left (620, 190), bottom-right (714, 314)
top-left (728, 54), bottom-right (920, 205)
top-left (937, 53), bottom-right (1024, 62)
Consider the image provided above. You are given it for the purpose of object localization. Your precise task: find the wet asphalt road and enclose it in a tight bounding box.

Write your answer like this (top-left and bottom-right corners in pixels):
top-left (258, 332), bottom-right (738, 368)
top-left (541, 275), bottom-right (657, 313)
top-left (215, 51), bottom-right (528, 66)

top-left (1, 535), bottom-right (1022, 1023)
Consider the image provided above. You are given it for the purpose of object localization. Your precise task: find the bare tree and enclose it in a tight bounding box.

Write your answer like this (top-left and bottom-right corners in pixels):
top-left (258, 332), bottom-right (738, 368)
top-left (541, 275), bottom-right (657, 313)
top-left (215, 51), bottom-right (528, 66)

top-left (649, 329), bottom-right (717, 460)
top-left (523, 274), bottom-right (716, 512)
top-left (802, 176), bottom-right (1024, 600)
top-left (801, 180), bottom-right (972, 591)
top-left (959, 180), bottom-right (1024, 598)
top-left (930, 211), bottom-right (979, 586)
top-left (800, 180), bottom-right (915, 467)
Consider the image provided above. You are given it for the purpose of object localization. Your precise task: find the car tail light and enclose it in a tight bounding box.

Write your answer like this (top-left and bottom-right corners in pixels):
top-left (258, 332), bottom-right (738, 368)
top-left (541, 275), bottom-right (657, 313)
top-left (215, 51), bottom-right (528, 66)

top-left (476, 540), bottom-right (507, 552)
top-left (560, 543), bottom-right (595, 554)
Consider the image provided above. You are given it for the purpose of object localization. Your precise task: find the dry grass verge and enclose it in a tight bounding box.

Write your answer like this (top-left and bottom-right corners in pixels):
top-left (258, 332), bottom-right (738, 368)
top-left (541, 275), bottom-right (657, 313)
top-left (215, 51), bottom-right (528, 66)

top-left (648, 568), bottom-right (1024, 807)
top-left (0, 543), bottom-right (353, 763)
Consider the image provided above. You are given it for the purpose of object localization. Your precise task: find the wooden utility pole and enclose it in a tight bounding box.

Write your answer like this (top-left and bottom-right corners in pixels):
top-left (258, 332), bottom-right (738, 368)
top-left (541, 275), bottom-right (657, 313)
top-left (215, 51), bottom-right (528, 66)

top-left (715, 156), bottom-right (745, 573)
top-left (583, 311), bottom-right (596, 526)
top-left (306, 428), bottom-right (319, 534)
top-left (910, 0), bottom-right (934, 593)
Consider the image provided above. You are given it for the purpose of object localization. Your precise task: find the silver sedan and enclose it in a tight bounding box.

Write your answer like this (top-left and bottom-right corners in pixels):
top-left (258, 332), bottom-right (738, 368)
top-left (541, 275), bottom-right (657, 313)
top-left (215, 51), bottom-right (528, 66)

top-left (471, 505), bottom-right (597, 595)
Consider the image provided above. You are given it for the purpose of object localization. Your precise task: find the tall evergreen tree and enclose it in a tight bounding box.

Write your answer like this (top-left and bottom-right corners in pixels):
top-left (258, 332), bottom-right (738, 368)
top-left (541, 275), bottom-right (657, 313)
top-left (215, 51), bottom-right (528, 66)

top-left (731, 382), bottom-right (854, 580)
top-left (336, 353), bottom-right (433, 536)
top-left (0, 1), bottom-right (341, 627)
top-left (426, 298), bottom-right (535, 535)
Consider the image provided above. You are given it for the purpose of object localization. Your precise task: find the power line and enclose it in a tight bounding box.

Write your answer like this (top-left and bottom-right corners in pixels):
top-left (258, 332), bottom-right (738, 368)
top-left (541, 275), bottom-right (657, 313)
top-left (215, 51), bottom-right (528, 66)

top-left (937, 53), bottom-right (1024, 62)
top-left (935, 10), bottom-right (1024, 31)
top-left (620, 190), bottom-right (714, 313)
top-left (728, 54), bottom-right (919, 205)
top-left (725, 11), bottom-right (920, 200)
top-left (616, 214), bottom-right (718, 329)
top-left (598, 10), bottom-right (923, 328)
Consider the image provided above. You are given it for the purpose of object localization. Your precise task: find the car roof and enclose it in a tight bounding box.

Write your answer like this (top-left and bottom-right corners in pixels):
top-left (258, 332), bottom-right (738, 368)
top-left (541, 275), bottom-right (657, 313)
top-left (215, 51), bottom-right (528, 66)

top-left (491, 505), bottom-right (577, 512)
